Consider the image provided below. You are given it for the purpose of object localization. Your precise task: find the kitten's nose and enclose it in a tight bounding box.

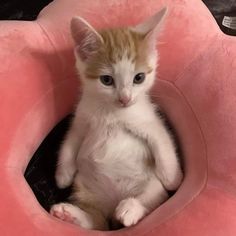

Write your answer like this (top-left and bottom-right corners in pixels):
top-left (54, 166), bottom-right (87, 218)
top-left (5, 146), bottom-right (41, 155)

top-left (118, 95), bottom-right (131, 106)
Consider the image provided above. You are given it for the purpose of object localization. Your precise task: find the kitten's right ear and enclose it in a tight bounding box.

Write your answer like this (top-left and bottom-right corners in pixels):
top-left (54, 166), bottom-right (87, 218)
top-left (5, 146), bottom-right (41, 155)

top-left (131, 7), bottom-right (168, 50)
top-left (71, 17), bottom-right (103, 61)
top-left (132, 7), bottom-right (167, 37)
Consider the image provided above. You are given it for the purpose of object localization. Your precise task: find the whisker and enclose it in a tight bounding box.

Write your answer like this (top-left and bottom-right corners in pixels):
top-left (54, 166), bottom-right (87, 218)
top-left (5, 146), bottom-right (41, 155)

top-left (149, 94), bottom-right (173, 100)
top-left (157, 41), bottom-right (167, 45)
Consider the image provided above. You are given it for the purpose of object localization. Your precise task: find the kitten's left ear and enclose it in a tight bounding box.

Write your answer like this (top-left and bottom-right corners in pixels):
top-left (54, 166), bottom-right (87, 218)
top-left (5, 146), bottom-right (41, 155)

top-left (131, 7), bottom-right (168, 45)
top-left (71, 17), bottom-right (104, 61)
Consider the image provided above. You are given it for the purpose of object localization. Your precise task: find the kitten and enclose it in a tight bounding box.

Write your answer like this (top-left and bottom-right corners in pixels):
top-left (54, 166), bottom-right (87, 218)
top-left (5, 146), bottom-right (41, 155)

top-left (50, 7), bottom-right (183, 230)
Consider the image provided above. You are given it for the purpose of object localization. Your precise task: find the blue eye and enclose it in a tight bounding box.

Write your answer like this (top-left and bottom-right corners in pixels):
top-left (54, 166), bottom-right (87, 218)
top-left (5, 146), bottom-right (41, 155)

top-left (99, 75), bottom-right (114, 86)
top-left (133, 73), bottom-right (145, 84)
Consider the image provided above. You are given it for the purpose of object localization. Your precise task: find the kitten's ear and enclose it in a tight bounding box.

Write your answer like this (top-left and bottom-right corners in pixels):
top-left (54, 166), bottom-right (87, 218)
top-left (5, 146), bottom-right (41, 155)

top-left (132, 7), bottom-right (167, 46)
top-left (71, 17), bottom-right (104, 61)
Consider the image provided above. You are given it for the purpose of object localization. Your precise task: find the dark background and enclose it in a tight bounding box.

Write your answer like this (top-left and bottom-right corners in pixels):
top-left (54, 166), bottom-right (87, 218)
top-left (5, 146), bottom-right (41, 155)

top-left (0, 0), bottom-right (52, 20)
top-left (0, 0), bottom-right (235, 212)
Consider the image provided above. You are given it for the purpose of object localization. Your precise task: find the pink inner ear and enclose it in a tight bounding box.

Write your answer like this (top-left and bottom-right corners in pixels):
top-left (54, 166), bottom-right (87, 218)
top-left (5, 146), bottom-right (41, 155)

top-left (143, 21), bottom-right (165, 53)
top-left (75, 45), bottom-right (87, 61)
top-left (74, 34), bottom-right (101, 61)
top-left (75, 42), bottom-right (98, 61)
top-left (71, 17), bottom-right (102, 61)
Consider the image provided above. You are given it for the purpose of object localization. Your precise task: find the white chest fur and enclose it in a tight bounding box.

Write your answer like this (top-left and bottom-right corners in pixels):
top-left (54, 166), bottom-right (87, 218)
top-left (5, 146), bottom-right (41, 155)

top-left (73, 99), bottom-right (158, 208)
top-left (77, 114), bottom-right (153, 197)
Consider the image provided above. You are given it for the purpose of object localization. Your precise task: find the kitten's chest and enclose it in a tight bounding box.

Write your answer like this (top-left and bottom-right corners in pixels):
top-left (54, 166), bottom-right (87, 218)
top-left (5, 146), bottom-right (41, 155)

top-left (78, 119), bottom-right (152, 176)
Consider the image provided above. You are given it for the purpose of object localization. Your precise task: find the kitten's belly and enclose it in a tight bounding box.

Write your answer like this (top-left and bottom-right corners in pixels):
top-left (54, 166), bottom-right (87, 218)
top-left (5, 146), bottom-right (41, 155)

top-left (76, 124), bottom-right (153, 203)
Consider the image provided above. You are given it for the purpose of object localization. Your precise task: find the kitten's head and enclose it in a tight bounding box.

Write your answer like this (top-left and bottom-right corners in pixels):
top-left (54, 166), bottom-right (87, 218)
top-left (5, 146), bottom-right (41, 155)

top-left (71, 8), bottom-right (167, 108)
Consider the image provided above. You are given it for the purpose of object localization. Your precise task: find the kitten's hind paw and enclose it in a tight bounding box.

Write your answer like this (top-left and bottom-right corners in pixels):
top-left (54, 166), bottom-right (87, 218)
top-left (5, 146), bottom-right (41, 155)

top-left (50, 203), bottom-right (108, 230)
top-left (50, 203), bottom-right (77, 224)
top-left (115, 198), bottom-right (148, 227)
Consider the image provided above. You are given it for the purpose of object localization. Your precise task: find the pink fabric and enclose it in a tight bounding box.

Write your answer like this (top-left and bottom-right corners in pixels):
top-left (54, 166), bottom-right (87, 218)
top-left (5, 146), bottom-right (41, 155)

top-left (0, 0), bottom-right (236, 235)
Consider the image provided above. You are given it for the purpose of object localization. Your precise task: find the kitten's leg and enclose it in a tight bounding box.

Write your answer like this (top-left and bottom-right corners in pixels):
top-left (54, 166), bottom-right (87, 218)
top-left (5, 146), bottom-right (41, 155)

top-left (114, 178), bottom-right (168, 227)
top-left (138, 177), bottom-right (168, 211)
top-left (124, 119), bottom-right (183, 191)
top-left (147, 123), bottom-right (183, 191)
top-left (56, 116), bottom-right (87, 188)
top-left (50, 203), bottom-right (108, 230)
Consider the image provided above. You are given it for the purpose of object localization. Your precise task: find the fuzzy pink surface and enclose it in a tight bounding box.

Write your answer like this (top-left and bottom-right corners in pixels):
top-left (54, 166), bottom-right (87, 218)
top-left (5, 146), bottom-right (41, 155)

top-left (0, 0), bottom-right (236, 235)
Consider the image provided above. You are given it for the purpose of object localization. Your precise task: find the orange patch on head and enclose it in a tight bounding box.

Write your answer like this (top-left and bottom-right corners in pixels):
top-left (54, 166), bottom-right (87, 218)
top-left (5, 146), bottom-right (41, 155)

top-left (84, 28), bottom-right (152, 79)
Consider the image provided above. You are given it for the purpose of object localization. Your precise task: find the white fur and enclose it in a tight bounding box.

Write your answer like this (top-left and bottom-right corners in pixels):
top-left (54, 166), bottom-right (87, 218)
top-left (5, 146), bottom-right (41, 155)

top-left (52, 8), bottom-right (183, 230)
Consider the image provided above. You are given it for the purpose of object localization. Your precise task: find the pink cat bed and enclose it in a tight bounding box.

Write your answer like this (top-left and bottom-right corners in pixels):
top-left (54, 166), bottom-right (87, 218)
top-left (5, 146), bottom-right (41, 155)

top-left (1, 0), bottom-right (236, 235)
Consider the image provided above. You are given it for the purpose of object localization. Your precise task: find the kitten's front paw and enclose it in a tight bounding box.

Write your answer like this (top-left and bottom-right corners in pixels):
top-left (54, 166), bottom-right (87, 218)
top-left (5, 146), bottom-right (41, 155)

top-left (55, 164), bottom-right (76, 189)
top-left (115, 198), bottom-right (148, 227)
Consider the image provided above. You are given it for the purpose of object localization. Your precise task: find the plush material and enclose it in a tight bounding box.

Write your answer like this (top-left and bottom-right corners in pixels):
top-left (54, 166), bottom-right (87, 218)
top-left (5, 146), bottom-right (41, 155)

top-left (0, 0), bottom-right (236, 235)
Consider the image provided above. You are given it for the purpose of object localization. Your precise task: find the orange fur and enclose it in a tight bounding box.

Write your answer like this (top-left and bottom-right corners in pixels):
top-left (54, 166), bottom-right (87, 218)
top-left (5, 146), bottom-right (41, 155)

top-left (85, 28), bottom-right (152, 79)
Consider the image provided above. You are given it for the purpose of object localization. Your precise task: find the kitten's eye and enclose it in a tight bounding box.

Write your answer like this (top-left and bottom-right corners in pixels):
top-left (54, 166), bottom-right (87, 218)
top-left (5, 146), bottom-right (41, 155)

top-left (133, 73), bottom-right (145, 84)
top-left (99, 75), bottom-right (114, 86)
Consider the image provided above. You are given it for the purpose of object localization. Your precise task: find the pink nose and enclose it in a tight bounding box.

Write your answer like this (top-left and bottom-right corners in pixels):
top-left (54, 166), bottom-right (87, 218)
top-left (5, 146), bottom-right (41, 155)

top-left (118, 96), bottom-right (131, 106)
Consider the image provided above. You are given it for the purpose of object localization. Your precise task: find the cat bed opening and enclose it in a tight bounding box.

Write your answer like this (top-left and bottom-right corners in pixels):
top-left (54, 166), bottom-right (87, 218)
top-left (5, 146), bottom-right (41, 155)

top-left (24, 116), bottom-right (73, 212)
top-left (1, 0), bottom-right (236, 235)
top-left (24, 111), bottom-right (182, 229)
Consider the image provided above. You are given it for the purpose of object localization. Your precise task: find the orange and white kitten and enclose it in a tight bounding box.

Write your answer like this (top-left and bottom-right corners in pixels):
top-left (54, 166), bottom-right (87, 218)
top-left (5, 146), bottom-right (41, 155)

top-left (50, 8), bottom-right (183, 230)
